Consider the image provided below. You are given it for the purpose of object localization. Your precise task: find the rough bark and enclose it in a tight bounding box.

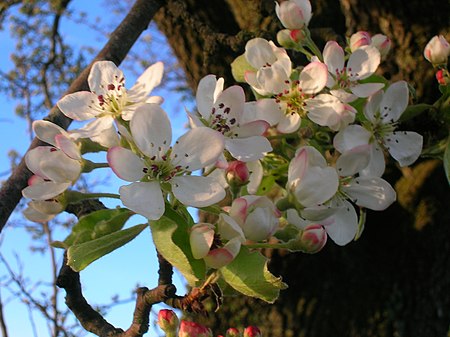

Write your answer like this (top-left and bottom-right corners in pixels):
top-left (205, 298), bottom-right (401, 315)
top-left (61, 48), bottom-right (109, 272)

top-left (154, 0), bottom-right (450, 336)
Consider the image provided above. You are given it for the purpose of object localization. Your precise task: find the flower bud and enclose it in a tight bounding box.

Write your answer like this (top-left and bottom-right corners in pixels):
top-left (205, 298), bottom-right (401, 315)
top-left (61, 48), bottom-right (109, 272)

top-left (243, 326), bottom-right (262, 337)
top-left (371, 34), bottom-right (391, 59)
top-left (157, 309), bottom-right (179, 334)
top-left (226, 327), bottom-right (241, 337)
top-left (349, 31), bottom-right (371, 52)
top-left (276, 29), bottom-right (297, 49)
top-left (424, 35), bottom-right (450, 65)
top-left (275, 0), bottom-right (312, 30)
top-left (299, 224), bottom-right (327, 253)
top-left (179, 320), bottom-right (212, 337)
top-left (226, 161), bottom-right (250, 187)
top-left (436, 69), bottom-right (449, 85)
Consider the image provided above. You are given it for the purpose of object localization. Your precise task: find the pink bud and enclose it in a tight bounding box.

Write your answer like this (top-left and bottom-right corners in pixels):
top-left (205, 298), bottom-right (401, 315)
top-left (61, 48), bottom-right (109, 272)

top-left (424, 35), bottom-right (450, 65)
top-left (371, 34), bottom-right (391, 59)
top-left (300, 224), bottom-right (327, 253)
top-left (226, 161), bottom-right (250, 187)
top-left (157, 309), bottom-right (179, 333)
top-left (226, 327), bottom-right (241, 337)
top-left (290, 29), bottom-right (306, 44)
top-left (179, 320), bottom-right (212, 337)
top-left (243, 326), bottom-right (262, 337)
top-left (349, 31), bottom-right (371, 51)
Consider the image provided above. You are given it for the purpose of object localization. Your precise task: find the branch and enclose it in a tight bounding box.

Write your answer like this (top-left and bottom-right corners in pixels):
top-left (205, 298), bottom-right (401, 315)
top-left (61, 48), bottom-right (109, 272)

top-left (0, 0), bottom-right (164, 233)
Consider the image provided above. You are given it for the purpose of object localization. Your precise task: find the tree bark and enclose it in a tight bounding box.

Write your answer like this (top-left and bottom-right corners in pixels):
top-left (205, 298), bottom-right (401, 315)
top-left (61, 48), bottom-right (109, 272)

top-left (154, 1), bottom-right (450, 336)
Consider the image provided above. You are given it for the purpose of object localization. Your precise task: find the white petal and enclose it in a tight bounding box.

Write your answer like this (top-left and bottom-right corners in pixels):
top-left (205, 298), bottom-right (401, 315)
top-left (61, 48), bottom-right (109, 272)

top-left (247, 160), bottom-right (263, 194)
top-left (25, 147), bottom-right (54, 178)
top-left (129, 61), bottom-right (164, 99)
top-left (190, 223), bottom-right (215, 259)
top-left (360, 144), bottom-right (386, 177)
top-left (225, 136), bottom-right (272, 162)
top-left (234, 120), bottom-right (269, 137)
top-left (385, 131), bottom-right (423, 166)
top-left (379, 81), bottom-right (409, 123)
top-left (351, 82), bottom-right (385, 98)
top-left (213, 85), bottom-right (245, 123)
top-left (33, 120), bottom-right (67, 146)
top-left (22, 181), bottom-right (71, 200)
top-left (88, 121), bottom-right (120, 148)
top-left (242, 99), bottom-right (282, 126)
top-left (119, 181), bottom-right (165, 220)
top-left (363, 90), bottom-right (383, 123)
top-left (286, 208), bottom-right (309, 230)
top-left (23, 206), bottom-right (56, 223)
top-left (287, 147), bottom-right (308, 187)
top-left (347, 45), bottom-right (380, 80)
top-left (71, 116), bottom-right (115, 139)
top-left (204, 237), bottom-right (241, 269)
top-left (277, 111), bottom-right (301, 133)
top-left (299, 62), bottom-right (328, 94)
top-left (35, 149), bottom-right (80, 183)
top-left (343, 177), bottom-right (396, 211)
top-left (28, 199), bottom-right (64, 215)
top-left (54, 134), bottom-right (80, 160)
top-left (172, 128), bottom-right (224, 171)
top-left (171, 176), bottom-right (225, 208)
top-left (57, 91), bottom-right (99, 120)
top-left (294, 166), bottom-right (339, 207)
top-left (256, 62), bottom-right (290, 94)
top-left (333, 125), bottom-right (371, 153)
top-left (218, 214), bottom-right (246, 241)
top-left (107, 147), bottom-right (146, 182)
top-left (245, 38), bottom-right (277, 69)
top-left (323, 41), bottom-right (345, 74)
top-left (324, 200), bottom-right (358, 246)
top-left (130, 103), bottom-right (172, 159)
top-left (307, 94), bottom-right (341, 127)
top-left (88, 61), bottom-right (124, 95)
top-left (196, 75), bottom-right (223, 119)
top-left (336, 144), bottom-right (371, 176)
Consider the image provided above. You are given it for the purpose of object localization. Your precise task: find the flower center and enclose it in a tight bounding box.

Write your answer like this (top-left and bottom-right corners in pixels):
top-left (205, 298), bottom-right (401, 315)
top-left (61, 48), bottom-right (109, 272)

top-left (209, 103), bottom-right (238, 136)
top-left (275, 80), bottom-right (308, 117)
top-left (142, 154), bottom-right (183, 182)
top-left (91, 75), bottom-right (132, 118)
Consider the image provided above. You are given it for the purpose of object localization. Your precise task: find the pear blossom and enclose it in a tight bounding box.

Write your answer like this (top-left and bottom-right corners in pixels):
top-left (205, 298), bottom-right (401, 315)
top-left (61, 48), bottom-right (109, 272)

top-left (287, 146), bottom-right (339, 209)
top-left (371, 34), bottom-right (391, 59)
top-left (334, 81), bottom-right (423, 176)
top-left (108, 103), bottom-right (225, 220)
top-left (275, 0), bottom-right (312, 30)
top-left (349, 31), bottom-right (372, 52)
top-left (179, 321), bottom-right (212, 337)
top-left (322, 41), bottom-right (383, 102)
top-left (189, 222), bottom-right (243, 269)
top-left (228, 195), bottom-right (280, 242)
top-left (244, 38), bottom-right (292, 96)
top-left (22, 144), bottom-right (82, 202)
top-left (191, 74), bottom-right (272, 162)
top-left (57, 61), bottom-right (164, 147)
top-left (424, 35), bottom-right (450, 65)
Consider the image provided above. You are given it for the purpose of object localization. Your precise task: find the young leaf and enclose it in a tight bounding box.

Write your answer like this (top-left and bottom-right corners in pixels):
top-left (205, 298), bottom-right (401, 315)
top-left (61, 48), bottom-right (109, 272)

top-left (63, 208), bottom-right (133, 246)
top-left (67, 223), bottom-right (148, 271)
top-left (151, 212), bottom-right (206, 286)
top-left (220, 246), bottom-right (287, 303)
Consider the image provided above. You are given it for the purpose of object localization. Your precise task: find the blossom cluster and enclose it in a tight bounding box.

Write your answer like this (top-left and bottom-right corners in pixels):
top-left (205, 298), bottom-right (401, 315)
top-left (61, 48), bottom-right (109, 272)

top-left (21, 0), bottom-right (447, 307)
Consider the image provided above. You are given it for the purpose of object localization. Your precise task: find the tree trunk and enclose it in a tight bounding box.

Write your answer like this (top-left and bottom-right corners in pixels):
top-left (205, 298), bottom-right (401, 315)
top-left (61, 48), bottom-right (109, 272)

top-left (154, 1), bottom-right (450, 336)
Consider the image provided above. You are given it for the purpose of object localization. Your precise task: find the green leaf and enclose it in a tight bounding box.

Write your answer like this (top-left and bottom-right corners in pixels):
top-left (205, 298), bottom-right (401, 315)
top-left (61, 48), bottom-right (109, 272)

top-left (444, 137), bottom-right (450, 185)
top-left (151, 211), bottom-right (205, 286)
top-left (255, 175), bottom-right (276, 196)
top-left (220, 246), bottom-right (287, 303)
top-left (63, 208), bottom-right (133, 247)
top-left (399, 103), bottom-right (433, 122)
top-left (67, 224), bottom-right (148, 271)
top-left (230, 54), bottom-right (255, 83)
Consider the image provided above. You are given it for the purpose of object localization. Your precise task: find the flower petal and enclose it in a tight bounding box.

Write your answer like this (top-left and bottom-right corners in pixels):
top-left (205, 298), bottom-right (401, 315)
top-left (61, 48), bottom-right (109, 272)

top-left (245, 38), bottom-right (277, 69)
top-left (299, 62), bottom-right (328, 94)
top-left (347, 45), bottom-right (380, 80)
top-left (33, 120), bottom-right (67, 146)
top-left (22, 181), bottom-right (71, 200)
top-left (204, 237), bottom-right (241, 269)
top-left (335, 144), bottom-right (371, 176)
top-left (196, 75), bottom-right (224, 119)
top-left (379, 81), bottom-right (409, 123)
top-left (71, 116), bottom-right (115, 139)
top-left (119, 181), bottom-right (165, 220)
top-left (107, 146), bottom-right (146, 182)
top-left (190, 223), bottom-right (215, 259)
top-left (57, 91), bottom-right (99, 120)
top-left (323, 200), bottom-right (358, 246)
top-left (343, 176), bottom-right (396, 211)
top-left (323, 41), bottom-right (345, 74)
top-left (294, 166), bottom-right (339, 207)
top-left (88, 61), bottom-right (124, 96)
top-left (242, 99), bottom-right (282, 126)
top-left (130, 103), bottom-right (172, 159)
top-left (54, 134), bottom-right (80, 160)
top-left (172, 127), bottom-right (224, 171)
top-left (213, 85), bottom-right (245, 123)
top-left (129, 61), bottom-right (164, 100)
top-left (225, 136), bottom-right (272, 162)
top-left (351, 82), bottom-right (385, 98)
top-left (171, 176), bottom-right (225, 208)
top-left (247, 160), bottom-right (263, 194)
top-left (218, 214), bottom-right (246, 241)
top-left (385, 131), bottom-right (423, 166)
top-left (234, 120), bottom-right (270, 137)
top-left (277, 111), bottom-right (301, 133)
top-left (333, 125), bottom-right (371, 153)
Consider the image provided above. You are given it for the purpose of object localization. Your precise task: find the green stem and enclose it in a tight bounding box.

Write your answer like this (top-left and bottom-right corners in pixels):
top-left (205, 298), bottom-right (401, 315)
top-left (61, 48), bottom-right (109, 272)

top-left (244, 242), bottom-right (289, 249)
top-left (65, 191), bottom-right (121, 204)
top-left (82, 160), bottom-right (110, 173)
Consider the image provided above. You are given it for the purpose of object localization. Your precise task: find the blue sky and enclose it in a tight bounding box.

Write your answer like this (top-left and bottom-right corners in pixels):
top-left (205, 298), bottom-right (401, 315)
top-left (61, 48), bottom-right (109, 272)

top-left (0, 2), bottom-right (192, 336)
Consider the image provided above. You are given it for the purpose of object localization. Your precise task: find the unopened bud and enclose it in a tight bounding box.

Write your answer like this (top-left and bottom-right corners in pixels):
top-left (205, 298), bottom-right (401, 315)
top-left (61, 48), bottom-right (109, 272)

top-left (349, 31), bottom-right (371, 52)
top-left (424, 35), bottom-right (450, 65)
top-left (157, 309), bottom-right (179, 334)
top-left (436, 69), bottom-right (449, 85)
top-left (299, 224), bottom-right (327, 253)
top-left (243, 326), bottom-right (262, 337)
top-left (226, 327), bottom-right (241, 337)
top-left (277, 29), bottom-right (296, 49)
top-left (226, 161), bottom-right (250, 187)
top-left (179, 320), bottom-right (212, 337)
top-left (371, 34), bottom-right (391, 59)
